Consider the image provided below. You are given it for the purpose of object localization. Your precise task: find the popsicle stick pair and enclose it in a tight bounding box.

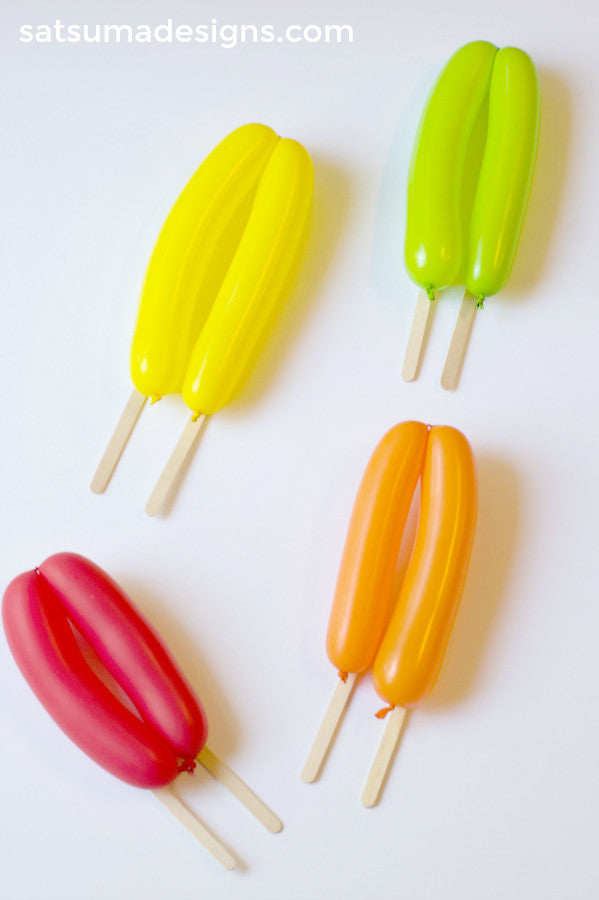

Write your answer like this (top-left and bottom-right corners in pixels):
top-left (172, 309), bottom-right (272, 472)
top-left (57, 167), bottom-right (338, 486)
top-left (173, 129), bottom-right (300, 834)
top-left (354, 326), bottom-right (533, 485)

top-left (401, 289), bottom-right (478, 390)
top-left (2, 554), bottom-right (281, 871)
top-left (154, 745), bottom-right (281, 870)
top-left (302, 671), bottom-right (408, 807)
top-left (91, 123), bottom-right (313, 514)
top-left (303, 422), bottom-right (477, 806)
top-left (402, 41), bottom-right (540, 388)
top-left (90, 388), bottom-right (207, 517)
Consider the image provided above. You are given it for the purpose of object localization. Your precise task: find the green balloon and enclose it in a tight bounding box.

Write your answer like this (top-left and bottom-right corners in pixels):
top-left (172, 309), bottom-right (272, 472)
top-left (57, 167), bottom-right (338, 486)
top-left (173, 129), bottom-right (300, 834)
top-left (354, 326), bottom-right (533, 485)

top-left (405, 41), bottom-right (497, 296)
top-left (405, 41), bottom-right (540, 305)
top-left (465, 48), bottom-right (540, 302)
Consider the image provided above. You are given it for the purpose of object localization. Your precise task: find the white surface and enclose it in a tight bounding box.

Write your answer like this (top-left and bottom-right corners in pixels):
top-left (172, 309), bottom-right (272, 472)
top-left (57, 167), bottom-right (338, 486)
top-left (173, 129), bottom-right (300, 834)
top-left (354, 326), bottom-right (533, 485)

top-left (1, 1), bottom-right (598, 897)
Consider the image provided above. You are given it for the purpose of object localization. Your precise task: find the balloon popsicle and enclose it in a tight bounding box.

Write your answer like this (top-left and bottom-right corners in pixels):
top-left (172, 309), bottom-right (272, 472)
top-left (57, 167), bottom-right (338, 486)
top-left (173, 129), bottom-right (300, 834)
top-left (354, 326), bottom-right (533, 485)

top-left (401, 41), bottom-right (540, 388)
top-left (302, 422), bottom-right (477, 806)
top-left (3, 553), bottom-right (282, 870)
top-left (91, 123), bottom-right (314, 515)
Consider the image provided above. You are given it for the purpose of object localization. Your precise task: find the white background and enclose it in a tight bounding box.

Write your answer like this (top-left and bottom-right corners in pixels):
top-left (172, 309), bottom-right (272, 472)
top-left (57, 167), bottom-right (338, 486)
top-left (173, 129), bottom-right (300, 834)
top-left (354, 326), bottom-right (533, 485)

top-left (1, 1), bottom-right (598, 898)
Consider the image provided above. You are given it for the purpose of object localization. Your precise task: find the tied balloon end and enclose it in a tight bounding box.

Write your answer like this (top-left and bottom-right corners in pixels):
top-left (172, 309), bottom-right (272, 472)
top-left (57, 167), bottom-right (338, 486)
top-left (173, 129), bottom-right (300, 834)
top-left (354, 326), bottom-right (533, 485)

top-left (177, 758), bottom-right (197, 775)
top-left (338, 670), bottom-right (349, 684)
top-left (191, 410), bottom-right (202, 423)
top-left (150, 395), bottom-right (161, 405)
top-left (476, 294), bottom-right (485, 310)
top-left (375, 705), bottom-right (395, 720)
top-left (426, 287), bottom-right (436, 302)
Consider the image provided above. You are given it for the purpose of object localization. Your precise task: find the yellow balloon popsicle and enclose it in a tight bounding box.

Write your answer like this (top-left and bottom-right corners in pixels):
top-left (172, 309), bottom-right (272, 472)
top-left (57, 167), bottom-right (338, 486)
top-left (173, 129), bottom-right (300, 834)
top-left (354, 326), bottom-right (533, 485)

top-left (91, 124), bottom-right (314, 514)
top-left (130, 123), bottom-right (279, 401)
top-left (401, 41), bottom-right (540, 388)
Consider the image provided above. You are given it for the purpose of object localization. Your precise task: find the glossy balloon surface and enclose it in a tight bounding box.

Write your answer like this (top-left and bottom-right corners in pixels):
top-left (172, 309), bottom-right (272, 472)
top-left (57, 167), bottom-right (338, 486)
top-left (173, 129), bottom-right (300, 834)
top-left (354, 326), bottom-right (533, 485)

top-left (372, 427), bottom-right (477, 708)
top-left (2, 555), bottom-right (209, 788)
top-left (129, 124), bottom-right (313, 415)
top-left (131, 123), bottom-right (278, 399)
top-left (182, 138), bottom-right (313, 414)
top-left (2, 571), bottom-right (180, 788)
top-left (39, 553), bottom-right (207, 759)
top-left (405, 42), bottom-right (539, 302)
top-left (326, 422), bottom-right (428, 675)
top-left (405, 41), bottom-right (497, 294)
top-left (465, 48), bottom-right (540, 300)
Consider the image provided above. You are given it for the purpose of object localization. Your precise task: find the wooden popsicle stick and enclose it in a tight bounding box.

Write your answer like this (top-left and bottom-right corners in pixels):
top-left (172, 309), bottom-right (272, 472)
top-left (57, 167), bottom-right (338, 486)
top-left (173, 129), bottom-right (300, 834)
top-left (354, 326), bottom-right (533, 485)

top-left (401, 289), bottom-right (435, 382)
top-left (152, 786), bottom-right (236, 870)
top-left (361, 706), bottom-right (408, 808)
top-left (90, 389), bottom-right (147, 493)
top-left (301, 672), bottom-right (358, 783)
top-left (440, 290), bottom-right (478, 391)
top-left (197, 745), bottom-right (282, 834)
top-left (145, 414), bottom-right (207, 517)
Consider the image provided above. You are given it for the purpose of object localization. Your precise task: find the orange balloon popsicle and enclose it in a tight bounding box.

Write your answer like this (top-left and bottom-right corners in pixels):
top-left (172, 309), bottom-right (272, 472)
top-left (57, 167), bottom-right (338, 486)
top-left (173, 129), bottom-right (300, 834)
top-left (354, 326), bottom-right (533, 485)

top-left (302, 422), bottom-right (478, 807)
top-left (326, 421), bottom-right (429, 676)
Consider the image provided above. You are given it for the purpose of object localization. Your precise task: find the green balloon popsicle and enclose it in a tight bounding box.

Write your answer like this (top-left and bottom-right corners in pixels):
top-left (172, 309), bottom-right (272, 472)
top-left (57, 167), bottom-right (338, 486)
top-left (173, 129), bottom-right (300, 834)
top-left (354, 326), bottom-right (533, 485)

top-left (401, 41), bottom-right (540, 388)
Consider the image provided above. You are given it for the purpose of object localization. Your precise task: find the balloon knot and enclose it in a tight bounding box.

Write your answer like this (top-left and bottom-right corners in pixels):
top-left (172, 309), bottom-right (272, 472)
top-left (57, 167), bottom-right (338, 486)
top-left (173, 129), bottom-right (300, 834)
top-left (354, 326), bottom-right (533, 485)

top-left (375, 705), bottom-right (395, 719)
top-left (426, 287), bottom-right (436, 302)
top-left (476, 295), bottom-right (485, 310)
top-left (177, 758), bottom-right (197, 775)
top-left (191, 410), bottom-right (202, 422)
top-left (150, 395), bottom-right (161, 405)
top-left (338, 671), bottom-right (349, 683)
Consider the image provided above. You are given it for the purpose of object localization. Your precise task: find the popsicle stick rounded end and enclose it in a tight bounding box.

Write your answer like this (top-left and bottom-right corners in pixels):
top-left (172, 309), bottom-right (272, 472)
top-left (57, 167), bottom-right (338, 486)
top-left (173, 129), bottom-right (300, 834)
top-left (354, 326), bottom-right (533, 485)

top-left (301, 761), bottom-right (319, 784)
top-left (144, 497), bottom-right (161, 518)
top-left (265, 815), bottom-right (283, 835)
top-left (360, 789), bottom-right (377, 808)
top-left (90, 475), bottom-right (108, 495)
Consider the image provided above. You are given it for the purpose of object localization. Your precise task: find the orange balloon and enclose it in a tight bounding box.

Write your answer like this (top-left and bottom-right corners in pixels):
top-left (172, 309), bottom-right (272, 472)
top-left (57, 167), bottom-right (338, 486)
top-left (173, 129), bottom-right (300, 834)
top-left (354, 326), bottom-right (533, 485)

top-left (372, 426), bottom-right (477, 708)
top-left (326, 421), bottom-right (429, 675)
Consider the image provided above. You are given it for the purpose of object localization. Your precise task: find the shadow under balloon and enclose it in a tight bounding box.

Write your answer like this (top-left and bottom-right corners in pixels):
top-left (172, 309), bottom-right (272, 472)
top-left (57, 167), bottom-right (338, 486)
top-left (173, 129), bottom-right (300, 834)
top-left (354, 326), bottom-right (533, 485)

top-left (424, 455), bottom-right (520, 710)
top-left (371, 74), bottom-right (429, 306)
top-left (120, 578), bottom-right (241, 759)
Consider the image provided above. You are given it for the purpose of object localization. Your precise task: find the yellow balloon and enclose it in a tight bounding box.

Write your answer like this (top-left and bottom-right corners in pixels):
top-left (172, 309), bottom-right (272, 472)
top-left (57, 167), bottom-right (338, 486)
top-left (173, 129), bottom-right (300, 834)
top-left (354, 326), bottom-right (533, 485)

top-left (130, 124), bottom-right (313, 411)
top-left (182, 139), bottom-right (313, 414)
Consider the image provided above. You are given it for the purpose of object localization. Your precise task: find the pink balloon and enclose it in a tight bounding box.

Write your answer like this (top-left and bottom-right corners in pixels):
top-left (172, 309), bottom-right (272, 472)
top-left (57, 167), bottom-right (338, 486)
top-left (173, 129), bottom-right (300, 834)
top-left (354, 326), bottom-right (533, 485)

top-left (2, 555), bottom-right (209, 789)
